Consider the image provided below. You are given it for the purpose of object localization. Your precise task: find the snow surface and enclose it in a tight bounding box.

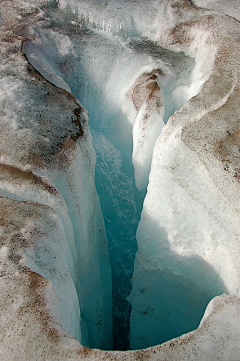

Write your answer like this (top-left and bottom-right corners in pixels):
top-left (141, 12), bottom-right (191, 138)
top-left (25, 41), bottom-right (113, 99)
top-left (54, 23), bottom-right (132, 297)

top-left (192, 0), bottom-right (240, 21)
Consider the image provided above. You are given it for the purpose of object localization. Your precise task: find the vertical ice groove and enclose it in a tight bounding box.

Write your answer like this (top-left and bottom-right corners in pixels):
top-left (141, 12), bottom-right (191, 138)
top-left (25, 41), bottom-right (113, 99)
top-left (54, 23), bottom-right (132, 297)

top-left (50, 141), bottom-right (113, 349)
top-left (124, 68), bottom-right (165, 191)
top-left (21, 209), bottom-right (82, 343)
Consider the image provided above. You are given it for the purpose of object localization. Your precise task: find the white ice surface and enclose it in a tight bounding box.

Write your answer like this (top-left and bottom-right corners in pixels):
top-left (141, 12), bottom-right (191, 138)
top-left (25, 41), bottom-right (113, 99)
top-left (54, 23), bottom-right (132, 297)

top-left (192, 0), bottom-right (240, 21)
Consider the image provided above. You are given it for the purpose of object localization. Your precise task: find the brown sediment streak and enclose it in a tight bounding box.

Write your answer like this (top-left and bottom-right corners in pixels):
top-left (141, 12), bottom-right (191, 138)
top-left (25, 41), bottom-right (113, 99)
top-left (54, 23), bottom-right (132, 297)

top-left (0, 163), bottom-right (60, 196)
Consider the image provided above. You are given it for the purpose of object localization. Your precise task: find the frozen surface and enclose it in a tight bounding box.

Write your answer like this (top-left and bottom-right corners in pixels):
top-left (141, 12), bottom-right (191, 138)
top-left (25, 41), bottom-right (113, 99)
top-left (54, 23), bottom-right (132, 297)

top-left (130, 0), bottom-right (240, 350)
top-left (0, 12), bottom-right (112, 349)
top-left (1, 0), bottom-right (240, 359)
top-left (192, 0), bottom-right (240, 21)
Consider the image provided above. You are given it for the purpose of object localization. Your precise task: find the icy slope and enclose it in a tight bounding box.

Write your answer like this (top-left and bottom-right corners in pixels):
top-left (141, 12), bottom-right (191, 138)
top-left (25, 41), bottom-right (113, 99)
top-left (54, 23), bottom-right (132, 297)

top-left (192, 0), bottom-right (240, 21)
top-left (130, 0), bottom-right (240, 350)
top-left (0, 8), bottom-right (112, 349)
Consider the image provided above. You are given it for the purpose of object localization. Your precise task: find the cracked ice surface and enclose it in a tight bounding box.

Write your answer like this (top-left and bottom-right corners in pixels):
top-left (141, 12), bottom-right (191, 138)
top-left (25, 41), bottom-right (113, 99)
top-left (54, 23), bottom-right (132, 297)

top-left (1, 0), bottom-right (240, 360)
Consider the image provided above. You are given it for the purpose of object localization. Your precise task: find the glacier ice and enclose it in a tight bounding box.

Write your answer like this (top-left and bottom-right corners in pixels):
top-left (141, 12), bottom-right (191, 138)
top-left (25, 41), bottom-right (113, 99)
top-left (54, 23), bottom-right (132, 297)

top-left (21, 7), bottom-right (197, 348)
top-left (192, 0), bottom-right (240, 21)
top-left (1, 0), bottom-right (240, 359)
top-left (0, 23), bottom-right (112, 349)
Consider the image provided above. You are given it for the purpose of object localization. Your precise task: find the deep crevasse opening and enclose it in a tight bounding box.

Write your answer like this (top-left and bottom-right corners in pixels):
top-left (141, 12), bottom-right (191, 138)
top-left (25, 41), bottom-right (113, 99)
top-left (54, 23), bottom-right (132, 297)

top-left (22, 0), bottom-right (227, 351)
top-left (69, 41), bottom-right (196, 350)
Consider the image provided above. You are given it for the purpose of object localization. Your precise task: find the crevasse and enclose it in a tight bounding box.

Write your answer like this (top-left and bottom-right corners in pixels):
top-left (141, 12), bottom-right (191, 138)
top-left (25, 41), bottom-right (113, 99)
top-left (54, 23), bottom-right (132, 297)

top-left (22, 0), bottom-right (228, 351)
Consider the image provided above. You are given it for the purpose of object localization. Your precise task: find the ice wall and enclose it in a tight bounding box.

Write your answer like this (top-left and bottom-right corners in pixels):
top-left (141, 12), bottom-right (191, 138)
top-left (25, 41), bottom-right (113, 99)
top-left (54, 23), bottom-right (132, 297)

top-left (0, 7), bottom-right (112, 349)
top-left (129, 0), bottom-right (240, 350)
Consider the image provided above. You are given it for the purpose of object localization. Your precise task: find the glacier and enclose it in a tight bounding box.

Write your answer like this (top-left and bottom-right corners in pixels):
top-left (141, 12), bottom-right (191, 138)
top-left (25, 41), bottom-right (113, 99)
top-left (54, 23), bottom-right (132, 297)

top-left (1, 0), bottom-right (240, 360)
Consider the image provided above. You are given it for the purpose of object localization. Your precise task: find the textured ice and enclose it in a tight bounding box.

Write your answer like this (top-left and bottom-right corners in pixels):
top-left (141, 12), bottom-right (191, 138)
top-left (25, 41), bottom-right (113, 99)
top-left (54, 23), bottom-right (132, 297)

top-left (1, 0), bottom-right (240, 360)
top-left (0, 14), bottom-right (112, 349)
top-left (129, 0), bottom-right (240, 350)
top-left (192, 0), bottom-right (240, 21)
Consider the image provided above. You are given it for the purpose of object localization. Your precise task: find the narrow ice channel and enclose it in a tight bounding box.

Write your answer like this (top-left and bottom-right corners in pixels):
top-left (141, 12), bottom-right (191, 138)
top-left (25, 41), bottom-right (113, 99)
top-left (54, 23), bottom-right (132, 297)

top-left (22, 1), bottom-right (227, 351)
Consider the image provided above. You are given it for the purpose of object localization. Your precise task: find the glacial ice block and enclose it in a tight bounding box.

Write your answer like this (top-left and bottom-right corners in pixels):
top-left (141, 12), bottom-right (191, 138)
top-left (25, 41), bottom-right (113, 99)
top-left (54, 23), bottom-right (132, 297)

top-left (126, 69), bottom-right (165, 191)
top-left (0, 16), bottom-right (112, 350)
top-left (130, 0), bottom-right (240, 350)
top-left (0, 197), bottom-right (81, 342)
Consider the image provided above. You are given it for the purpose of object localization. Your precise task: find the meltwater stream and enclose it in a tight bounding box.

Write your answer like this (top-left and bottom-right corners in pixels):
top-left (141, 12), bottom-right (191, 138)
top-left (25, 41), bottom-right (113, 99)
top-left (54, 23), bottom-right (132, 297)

top-left (23, 3), bottom-right (227, 351)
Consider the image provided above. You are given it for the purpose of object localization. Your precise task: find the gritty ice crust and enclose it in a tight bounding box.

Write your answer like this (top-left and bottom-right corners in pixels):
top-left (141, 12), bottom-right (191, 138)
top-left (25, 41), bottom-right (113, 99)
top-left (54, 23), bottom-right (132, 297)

top-left (192, 0), bottom-right (240, 21)
top-left (0, 0), bottom-right (240, 360)
top-left (130, 0), bottom-right (240, 352)
top-left (124, 69), bottom-right (165, 191)
top-left (0, 0), bottom-right (112, 351)
top-left (0, 201), bottom-right (240, 361)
